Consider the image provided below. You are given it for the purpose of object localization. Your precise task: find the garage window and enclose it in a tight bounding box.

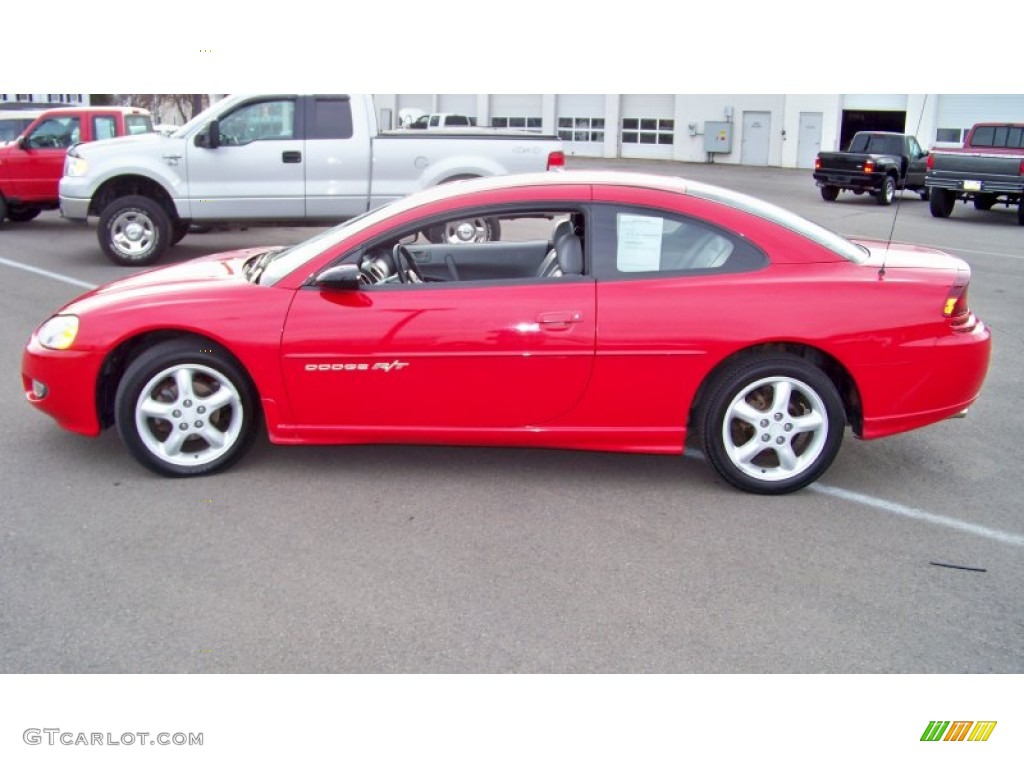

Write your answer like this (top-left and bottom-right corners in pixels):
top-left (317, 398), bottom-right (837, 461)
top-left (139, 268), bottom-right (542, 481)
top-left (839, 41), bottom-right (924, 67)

top-left (622, 118), bottom-right (674, 145)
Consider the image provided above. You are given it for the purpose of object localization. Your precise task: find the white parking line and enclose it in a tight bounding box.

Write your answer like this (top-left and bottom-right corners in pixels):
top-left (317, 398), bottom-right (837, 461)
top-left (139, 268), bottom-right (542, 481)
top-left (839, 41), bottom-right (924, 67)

top-left (683, 449), bottom-right (1023, 547)
top-left (810, 484), bottom-right (1024, 547)
top-left (0, 256), bottom-right (98, 290)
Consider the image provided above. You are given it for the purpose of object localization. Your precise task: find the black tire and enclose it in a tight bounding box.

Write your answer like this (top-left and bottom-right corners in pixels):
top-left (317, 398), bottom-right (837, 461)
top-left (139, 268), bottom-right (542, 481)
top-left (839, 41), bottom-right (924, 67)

top-left (699, 354), bottom-right (845, 495)
top-left (820, 185), bottom-right (839, 202)
top-left (929, 188), bottom-right (955, 218)
top-left (114, 339), bottom-right (259, 477)
top-left (98, 194), bottom-right (172, 266)
top-left (7, 206), bottom-right (41, 222)
top-left (973, 194), bottom-right (996, 211)
top-left (426, 216), bottom-right (501, 244)
top-left (918, 188), bottom-right (930, 201)
top-left (0, 195), bottom-right (7, 226)
top-left (875, 175), bottom-right (896, 206)
top-left (1018, 200), bottom-right (1024, 227)
top-left (171, 220), bottom-right (190, 245)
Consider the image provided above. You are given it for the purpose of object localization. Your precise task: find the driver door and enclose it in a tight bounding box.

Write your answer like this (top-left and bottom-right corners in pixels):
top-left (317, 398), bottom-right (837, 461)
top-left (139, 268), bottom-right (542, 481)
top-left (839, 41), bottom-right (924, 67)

top-left (280, 278), bottom-right (596, 431)
top-left (4, 114), bottom-right (81, 199)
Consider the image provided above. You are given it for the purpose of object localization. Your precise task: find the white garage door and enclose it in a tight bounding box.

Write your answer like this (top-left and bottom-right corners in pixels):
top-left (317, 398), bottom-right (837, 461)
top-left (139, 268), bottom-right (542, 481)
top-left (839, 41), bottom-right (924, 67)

top-left (557, 94), bottom-right (606, 157)
top-left (841, 94), bottom-right (908, 111)
top-left (437, 94), bottom-right (477, 122)
top-left (620, 94), bottom-right (675, 160)
top-left (936, 95), bottom-right (1024, 143)
top-left (490, 95), bottom-right (543, 132)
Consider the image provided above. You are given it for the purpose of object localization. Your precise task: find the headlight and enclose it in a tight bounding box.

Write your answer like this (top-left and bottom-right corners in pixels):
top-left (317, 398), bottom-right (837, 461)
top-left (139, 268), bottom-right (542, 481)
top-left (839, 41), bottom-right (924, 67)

top-left (37, 315), bottom-right (80, 350)
top-left (64, 155), bottom-right (89, 177)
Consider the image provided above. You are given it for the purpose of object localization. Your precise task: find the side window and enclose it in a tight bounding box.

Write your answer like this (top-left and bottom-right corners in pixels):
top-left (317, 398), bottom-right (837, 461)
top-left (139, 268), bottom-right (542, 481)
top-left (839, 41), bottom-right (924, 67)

top-left (93, 115), bottom-right (117, 140)
top-left (310, 98), bottom-right (353, 140)
top-left (908, 137), bottom-right (923, 157)
top-left (429, 115), bottom-right (440, 128)
top-left (593, 205), bottom-right (765, 278)
top-left (26, 116), bottom-right (81, 149)
top-left (218, 99), bottom-right (295, 145)
top-left (125, 115), bottom-right (153, 135)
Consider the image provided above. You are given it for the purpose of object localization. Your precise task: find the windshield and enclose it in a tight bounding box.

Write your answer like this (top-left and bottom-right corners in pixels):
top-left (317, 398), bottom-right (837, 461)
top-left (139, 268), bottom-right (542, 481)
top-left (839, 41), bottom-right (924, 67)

top-left (258, 207), bottom-right (392, 285)
top-left (687, 181), bottom-right (868, 263)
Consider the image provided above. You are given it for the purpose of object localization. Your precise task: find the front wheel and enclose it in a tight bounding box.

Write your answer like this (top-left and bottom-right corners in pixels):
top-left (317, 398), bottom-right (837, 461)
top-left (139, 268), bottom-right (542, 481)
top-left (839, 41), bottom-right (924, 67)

top-left (699, 355), bottom-right (845, 494)
top-left (875, 175), bottom-right (896, 206)
top-left (820, 185), bottom-right (839, 202)
top-left (115, 339), bottom-right (259, 477)
top-left (929, 188), bottom-right (955, 218)
top-left (98, 194), bottom-right (172, 266)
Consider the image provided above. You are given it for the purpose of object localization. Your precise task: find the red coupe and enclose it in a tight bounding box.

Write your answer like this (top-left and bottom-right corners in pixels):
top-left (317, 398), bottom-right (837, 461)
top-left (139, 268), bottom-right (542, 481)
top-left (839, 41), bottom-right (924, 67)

top-left (22, 171), bottom-right (992, 494)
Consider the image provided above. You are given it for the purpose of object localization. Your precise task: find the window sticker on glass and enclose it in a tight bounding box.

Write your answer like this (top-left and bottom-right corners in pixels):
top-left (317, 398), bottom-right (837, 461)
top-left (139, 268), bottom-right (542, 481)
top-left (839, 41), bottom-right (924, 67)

top-left (617, 214), bottom-right (664, 272)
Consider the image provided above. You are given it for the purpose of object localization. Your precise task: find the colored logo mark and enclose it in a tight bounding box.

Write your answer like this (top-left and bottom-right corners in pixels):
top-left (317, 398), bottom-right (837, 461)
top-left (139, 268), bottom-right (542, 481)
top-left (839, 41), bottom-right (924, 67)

top-left (921, 721), bottom-right (997, 742)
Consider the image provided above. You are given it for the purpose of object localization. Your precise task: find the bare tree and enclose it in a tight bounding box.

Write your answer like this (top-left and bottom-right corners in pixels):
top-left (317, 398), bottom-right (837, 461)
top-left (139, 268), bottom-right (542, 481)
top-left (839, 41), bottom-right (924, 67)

top-left (93, 95), bottom-right (211, 124)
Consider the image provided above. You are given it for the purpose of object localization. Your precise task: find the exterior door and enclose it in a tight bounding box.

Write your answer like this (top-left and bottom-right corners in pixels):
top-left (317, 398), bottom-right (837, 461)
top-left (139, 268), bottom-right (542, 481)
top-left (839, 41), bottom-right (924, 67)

top-left (184, 96), bottom-right (305, 220)
top-left (281, 281), bottom-right (596, 430)
top-left (741, 111), bottom-right (771, 166)
top-left (796, 112), bottom-right (822, 168)
top-left (4, 113), bottom-right (81, 199)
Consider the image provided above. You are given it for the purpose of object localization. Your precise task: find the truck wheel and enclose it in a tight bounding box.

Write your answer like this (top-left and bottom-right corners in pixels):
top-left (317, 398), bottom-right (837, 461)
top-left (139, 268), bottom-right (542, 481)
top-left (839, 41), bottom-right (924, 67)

top-left (929, 188), bottom-right (955, 218)
top-left (426, 217), bottom-right (501, 244)
top-left (7, 206), bottom-right (41, 222)
top-left (1018, 201), bottom-right (1024, 227)
top-left (99, 195), bottom-right (172, 266)
top-left (820, 185), bottom-right (839, 202)
top-left (171, 220), bottom-right (190, 246)
top-left (0, 195), bottom-right (7, 225)
top-left (973, 194), bottom-right (996, 211)
top-left (875, 175), bottom-right (896, 206)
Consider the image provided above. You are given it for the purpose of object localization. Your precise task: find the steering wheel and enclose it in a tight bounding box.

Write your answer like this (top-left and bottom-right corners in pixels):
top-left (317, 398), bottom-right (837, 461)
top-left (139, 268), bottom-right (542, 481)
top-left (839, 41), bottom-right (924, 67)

top-left (392, 244), bottom-right (424, 284)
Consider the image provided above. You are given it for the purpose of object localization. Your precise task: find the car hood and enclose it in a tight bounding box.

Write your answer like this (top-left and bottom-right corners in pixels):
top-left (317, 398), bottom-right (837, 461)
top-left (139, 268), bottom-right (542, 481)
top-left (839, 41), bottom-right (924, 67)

top-left (71, 131), bottom-right (170, 157)
top-left (60, 247), bottom-right (284, 315)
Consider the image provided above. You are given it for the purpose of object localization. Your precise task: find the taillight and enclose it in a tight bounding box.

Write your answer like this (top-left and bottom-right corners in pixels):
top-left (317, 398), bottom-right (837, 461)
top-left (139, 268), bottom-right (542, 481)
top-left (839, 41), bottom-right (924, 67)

top-left (863, 160), bottom-right (875, 174)
top-left (927, 154), bottom-right (935, 170)
top-left (546, 151), bottom-right (565, 170)
top-left (944, 269), bottom-right (975, 330)
top-left (1019, 159), bottom-right (1024, 175)
top-left (814, 157), bottom-right (821, 170)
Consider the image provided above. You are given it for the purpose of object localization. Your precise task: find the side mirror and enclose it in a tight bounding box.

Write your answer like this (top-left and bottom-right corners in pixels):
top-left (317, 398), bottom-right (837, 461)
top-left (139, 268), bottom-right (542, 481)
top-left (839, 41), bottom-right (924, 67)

top-left (315, 264), bottom-right (361, 289)
top-left (195, 120), bottom-right (220, 149)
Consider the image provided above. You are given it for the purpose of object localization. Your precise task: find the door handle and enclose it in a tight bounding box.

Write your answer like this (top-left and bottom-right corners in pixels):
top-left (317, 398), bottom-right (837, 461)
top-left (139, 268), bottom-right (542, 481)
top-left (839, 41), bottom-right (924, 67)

top-left (537, 311), bottom-right (583, 326)
top-left (282, 151), bottom-right (302, 163)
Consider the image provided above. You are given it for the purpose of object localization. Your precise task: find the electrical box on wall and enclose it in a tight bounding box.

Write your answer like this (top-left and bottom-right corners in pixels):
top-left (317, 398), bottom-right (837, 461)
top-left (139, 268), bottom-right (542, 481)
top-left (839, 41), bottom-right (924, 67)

top-left (704, 121), bottom-right (733, 153)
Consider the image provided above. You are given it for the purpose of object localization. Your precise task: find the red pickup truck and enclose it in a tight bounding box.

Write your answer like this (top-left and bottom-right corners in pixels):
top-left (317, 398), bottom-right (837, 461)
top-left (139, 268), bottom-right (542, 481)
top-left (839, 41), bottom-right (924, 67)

top-left (0, 106), bottom-right (153, 225)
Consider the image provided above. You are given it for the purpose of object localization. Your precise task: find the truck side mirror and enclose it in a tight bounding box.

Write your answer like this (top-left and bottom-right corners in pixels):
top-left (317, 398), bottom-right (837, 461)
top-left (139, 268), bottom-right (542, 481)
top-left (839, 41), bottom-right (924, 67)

top-left (195, 120), bottom-right (220, 149)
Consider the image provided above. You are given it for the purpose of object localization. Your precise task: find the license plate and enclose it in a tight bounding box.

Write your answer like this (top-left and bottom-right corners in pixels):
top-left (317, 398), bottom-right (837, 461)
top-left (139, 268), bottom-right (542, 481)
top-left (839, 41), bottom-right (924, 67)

top-left (963, 180), bottom-right (982, 191)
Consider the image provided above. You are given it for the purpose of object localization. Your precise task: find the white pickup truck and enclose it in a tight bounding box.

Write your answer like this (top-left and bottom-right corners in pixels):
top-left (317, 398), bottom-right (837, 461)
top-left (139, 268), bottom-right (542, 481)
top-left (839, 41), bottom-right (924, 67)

top-left (59, 94), bottom-right (565, 265)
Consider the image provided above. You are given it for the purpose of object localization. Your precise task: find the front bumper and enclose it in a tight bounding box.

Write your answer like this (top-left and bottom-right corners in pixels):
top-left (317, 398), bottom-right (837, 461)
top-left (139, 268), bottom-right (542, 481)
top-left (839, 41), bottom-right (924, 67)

top-left (22, 337), bottom-right (104, 436)
top-left (58, 176), bottom-right (95, 221)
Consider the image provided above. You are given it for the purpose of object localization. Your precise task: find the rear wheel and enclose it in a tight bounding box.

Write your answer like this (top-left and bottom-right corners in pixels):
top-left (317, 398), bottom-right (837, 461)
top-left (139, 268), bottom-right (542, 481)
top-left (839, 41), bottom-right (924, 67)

top-left (1018, 200), bottom-right (1024, 226)
top-left (929, 188), bottom-right (955, 218)
top-left (426, 216), bottom-right (501, 244)
top-left (820, 185), bottom-right (839, 202)
top-left (875, 175), bottom-right (896, 206)
top-left (699, 354), bottom-right (845, 495)
top-left (7, 206), bottom-right (41, 222)
top-left (115, 339), bottom-right (258, 477)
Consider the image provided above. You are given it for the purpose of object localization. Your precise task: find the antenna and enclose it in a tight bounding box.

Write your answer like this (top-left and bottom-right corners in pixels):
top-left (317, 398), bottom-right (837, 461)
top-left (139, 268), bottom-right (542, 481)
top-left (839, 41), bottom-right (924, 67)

top-left (880, 94), bottom-right (928, 280)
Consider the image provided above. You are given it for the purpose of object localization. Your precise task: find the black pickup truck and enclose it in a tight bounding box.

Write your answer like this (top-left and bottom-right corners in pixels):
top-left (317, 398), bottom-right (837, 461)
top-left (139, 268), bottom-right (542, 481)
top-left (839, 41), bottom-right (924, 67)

top-left (925, 123), bottom-right (1024, 226)
top-left (813, 131), bottom-right (929, 206)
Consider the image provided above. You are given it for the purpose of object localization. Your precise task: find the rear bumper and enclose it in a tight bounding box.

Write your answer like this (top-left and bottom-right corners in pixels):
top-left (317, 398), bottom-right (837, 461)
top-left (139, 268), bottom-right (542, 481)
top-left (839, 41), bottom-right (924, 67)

top-left (859, 321), bottom-right (992, 440)
top-left (925, 175), bottom-right (1024, 195)
top-left (814, 171), bottom-right (885, 191)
